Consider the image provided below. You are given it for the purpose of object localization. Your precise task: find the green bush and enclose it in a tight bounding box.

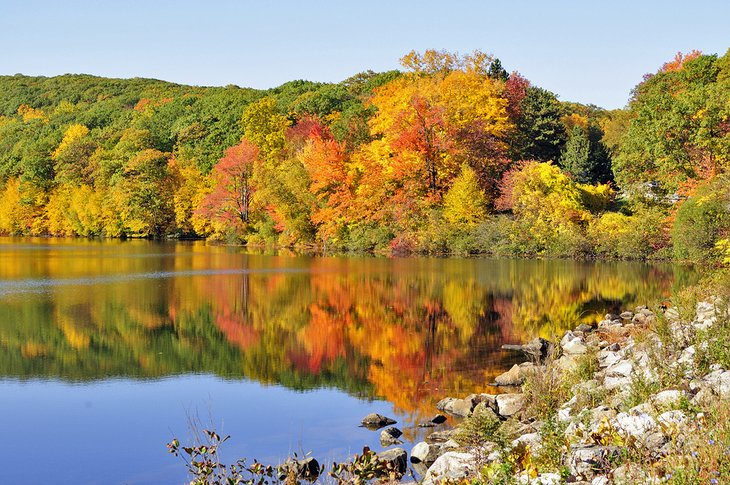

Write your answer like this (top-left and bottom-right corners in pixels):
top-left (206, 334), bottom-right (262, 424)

top-left (672, 176), bottom-right (730, 262)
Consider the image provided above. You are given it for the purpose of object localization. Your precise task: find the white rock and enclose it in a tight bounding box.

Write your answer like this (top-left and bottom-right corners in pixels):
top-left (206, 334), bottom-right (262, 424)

top-left (613, 412), bottom-right (657, 438)
top-left (518, 472), bottom-right (561, 484)
top-left (570, 446), bottom-right (620, 479)
top-left (603, 375), bottom-right (631, 390)
top-left (558, 407), bottom-right (572, 422)
top-left (441, 439), bottom-right (460, 451)
top-left (650, 389), bottom-right (685, 408)
top-left (563, 338), bottom-right (588, 355)
top-left (629, 402), bottom-right (653, 415)
top-left (704, 370), bottom-right (730, 398)
top-left (678, 346), bottom-right (696, 366)
top-left (605, 359), bottom-right (633, 378)
top-left (410, 441), bottom-right (440, 465)
top-left (592, 476), bottom-right (610, 485)
top-left (598, 350), bottom-right (622, 368)
top-left (422, 452), bottom-right (476, 485)
top-left (496, 393), bottom-right (525, 417)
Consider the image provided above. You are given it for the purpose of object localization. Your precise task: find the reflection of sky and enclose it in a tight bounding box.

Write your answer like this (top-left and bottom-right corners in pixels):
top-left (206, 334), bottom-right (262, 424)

top-left (0, 376), bottom-right (409, 485)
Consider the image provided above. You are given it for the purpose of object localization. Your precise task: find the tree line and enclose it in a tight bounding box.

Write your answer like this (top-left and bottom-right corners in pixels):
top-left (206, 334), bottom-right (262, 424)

top-left (0, 48), bottom-right (728, 262)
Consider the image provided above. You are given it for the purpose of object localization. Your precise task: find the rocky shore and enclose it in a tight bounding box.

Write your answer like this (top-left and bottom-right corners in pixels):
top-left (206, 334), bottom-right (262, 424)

top-left (350, 298), bottom-right (730, 484)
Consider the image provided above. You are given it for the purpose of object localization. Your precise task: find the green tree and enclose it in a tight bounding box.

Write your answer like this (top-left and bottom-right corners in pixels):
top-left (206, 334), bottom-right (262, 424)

top-left (560, 126), bottom-right (591, 183)
top-left (511, 87), bottom-right (566, 162)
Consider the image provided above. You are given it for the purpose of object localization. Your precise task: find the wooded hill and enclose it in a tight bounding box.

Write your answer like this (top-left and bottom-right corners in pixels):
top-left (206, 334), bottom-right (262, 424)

top-left (0, 48), bottom-right (728, 262)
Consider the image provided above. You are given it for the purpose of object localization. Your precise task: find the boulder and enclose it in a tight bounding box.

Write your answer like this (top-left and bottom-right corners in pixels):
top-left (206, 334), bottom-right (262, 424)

top-left (512, 432), bottom-right (541, 451)
top-left (597, 349), bottom-right (621, 368)
top-left (678, 346), bottom-right (696, 366)
top-left (691, 387), bottom-right (715, 407)
top-left (380, 426), bottom-right (403, 446)
top-left (650, 389), bottom-right (685, 408)
top-left (502, 337), bottom-right (553, 363)
top-left (517, 472), bottom-right (561, 484)
top-left (603, 375), bottom-right (631, 390)
top-left (441, 439), bottom-right (460, 451)
top-left (410, 441), bottom-right (441, 464)
top-left (620, 311), bottom-right (634, 320)
top-left (494, 364), bottom-right (523, 386)
top-left (445, 398), bottom-right (475, 418)
top-left (561, 331), bottom-right (588, 355)
top-left (612, 463), bottom-right (650, 483)
top-left (360, 413), bottom-right (396, 429)
top-left (426, 429), bottom-right (456, 444)
top-left (496, 393), bottom-right (525, 417)
top-left (605, 359), bottom-right (633, 378)
top-left (418, 414), bottom-right (447, 427)
top-left (569, 445), bottom-right (620, 479)
top-left (703, 369), bottom-right (730, 398)
top-left (422, 451), bottom-right (476, 485)
top-left (437, 396), bottom-right (476, 418)
top-left (278, 457), bottom-right (320, 481)
top-left (376, 447), bottom-right (407, 476)
top-left (612, 411), bottom-right (657, 439)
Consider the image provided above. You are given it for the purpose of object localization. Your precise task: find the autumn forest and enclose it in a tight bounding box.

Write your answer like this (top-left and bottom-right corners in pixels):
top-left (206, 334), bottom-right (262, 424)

top-left (1, 49), bottom-right (729, 263)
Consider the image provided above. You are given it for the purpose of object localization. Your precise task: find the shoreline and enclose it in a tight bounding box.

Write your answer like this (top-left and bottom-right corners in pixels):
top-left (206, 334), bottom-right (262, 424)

top-left (406, 295), bottom-right (730, 484)
top-left (217, 290), bottom-right (729, 484)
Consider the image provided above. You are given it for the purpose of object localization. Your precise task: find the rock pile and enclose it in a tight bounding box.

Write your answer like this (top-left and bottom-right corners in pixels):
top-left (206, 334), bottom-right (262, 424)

top-left (415, 300), bottom-right (729, 484)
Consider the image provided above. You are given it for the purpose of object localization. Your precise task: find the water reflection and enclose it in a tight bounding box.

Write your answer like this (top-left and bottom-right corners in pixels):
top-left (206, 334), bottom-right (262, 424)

top-left (0, 238), bottom-right (695, 426)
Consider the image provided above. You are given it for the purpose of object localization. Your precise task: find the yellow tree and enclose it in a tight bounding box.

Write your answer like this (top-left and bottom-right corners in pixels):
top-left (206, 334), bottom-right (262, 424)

top-left (367, 57), bottom-right (511, 200)
top-left (443, 163), bottom-right (487, 226)
top-left (52, 124), bottom-right (97, 184)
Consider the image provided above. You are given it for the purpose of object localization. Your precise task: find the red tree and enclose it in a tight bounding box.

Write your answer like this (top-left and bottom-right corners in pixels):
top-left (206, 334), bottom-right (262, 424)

top-left (197, 139), bottom-right (259, 231)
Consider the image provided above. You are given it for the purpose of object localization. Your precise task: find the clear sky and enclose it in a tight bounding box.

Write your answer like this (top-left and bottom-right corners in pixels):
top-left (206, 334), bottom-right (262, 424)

top-left (2, 0), bottom-right (728, 109)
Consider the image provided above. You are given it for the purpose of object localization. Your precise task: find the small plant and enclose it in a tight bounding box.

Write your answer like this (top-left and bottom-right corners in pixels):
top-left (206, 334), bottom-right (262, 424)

top-left (167, 429), bottom-right (277, 485)
top-left (522, 350), bottom-right (572, 420)
top-left (454, 404), bottom-right (504, 447)
top-left (533, 415), bottom-right (569, 474)
top-left (329, 447), bottom-right (405, 484)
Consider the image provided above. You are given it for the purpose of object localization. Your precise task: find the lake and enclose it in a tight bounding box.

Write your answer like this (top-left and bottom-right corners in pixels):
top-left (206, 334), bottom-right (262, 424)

top-left (0, 239), bottom-right (696, 484)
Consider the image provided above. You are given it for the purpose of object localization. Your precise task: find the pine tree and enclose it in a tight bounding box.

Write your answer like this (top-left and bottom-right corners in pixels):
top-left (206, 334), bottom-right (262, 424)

top-left (560, 126), bottom-right (591, 183)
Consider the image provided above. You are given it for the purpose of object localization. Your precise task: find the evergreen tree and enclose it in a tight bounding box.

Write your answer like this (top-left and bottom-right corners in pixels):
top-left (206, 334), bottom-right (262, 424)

top-left (560, 125), bottom-right (614, 184)
top-left (560, 126), bottom-right (591, 183)
top-left (511, 87), bottom-right (567, 162)
top-left (487, 58), bottom-right (509, 82)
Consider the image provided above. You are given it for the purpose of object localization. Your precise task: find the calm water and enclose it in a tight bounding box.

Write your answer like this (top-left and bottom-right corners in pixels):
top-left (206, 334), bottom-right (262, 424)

top-left (0, 239), bottom-right (696, 484)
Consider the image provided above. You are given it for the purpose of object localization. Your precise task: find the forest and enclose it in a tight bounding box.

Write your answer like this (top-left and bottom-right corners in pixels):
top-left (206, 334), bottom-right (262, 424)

top-left (0, 48), bottom-right (728, 262)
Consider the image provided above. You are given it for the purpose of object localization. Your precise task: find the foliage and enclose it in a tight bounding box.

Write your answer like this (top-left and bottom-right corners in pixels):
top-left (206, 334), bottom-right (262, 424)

top-left (511, 87), bottom-right (567, 162)
top-left (613, 49), bottom-right (730, 195)
top-left (454, 404), bottom-right (505, 447)
top-left (498, 161), bottom-right (594, 256)
top-left (588, 204), bottom-right (669, 259)
top-left (196, 140), bottom-right (260, 240)
top-left (0, 48), bottom-right (727, 259)
top-left (167, 430), bottom-right (278, 485)
top-left (443, 164), bottom-right (487, 226)
top-left (672, 175), bottom-right (730, 262)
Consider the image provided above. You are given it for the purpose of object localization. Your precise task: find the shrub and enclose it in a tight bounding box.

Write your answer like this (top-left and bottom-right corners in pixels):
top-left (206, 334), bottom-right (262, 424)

top-left (588, 202), bottom-right (670, 259)
top-left (454, 404), bottom-right (504, 447)
top-left (672, 175), bottom-right (730, 262)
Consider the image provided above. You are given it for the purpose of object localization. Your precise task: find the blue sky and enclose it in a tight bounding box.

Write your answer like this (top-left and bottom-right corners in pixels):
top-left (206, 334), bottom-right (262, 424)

top-left (2, 0), bottom-right (728, 109)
